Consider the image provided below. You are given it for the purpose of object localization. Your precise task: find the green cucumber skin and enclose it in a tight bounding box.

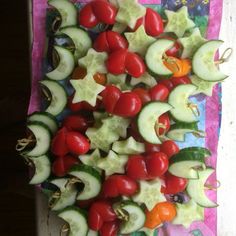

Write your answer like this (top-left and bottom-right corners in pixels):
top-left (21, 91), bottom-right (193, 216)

top-left (170, 152), bottom-right (205, 165)
top-left (170, 122), bottom-right (198, 130)
top-left (179, 147), bottom-right (211, 158)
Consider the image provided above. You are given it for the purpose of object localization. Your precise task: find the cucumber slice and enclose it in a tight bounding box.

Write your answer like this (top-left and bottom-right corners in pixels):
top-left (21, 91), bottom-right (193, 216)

top-left (107, 74), bottom-right (131, 91)
top-left (40, 79), bottom-right (67, 116)
top-left (137, 102), bottom-right (172, 144)
top-left (140, 227), bottom-right (159, 236)
top-left (192, 40), bottom-right (228, 82)
top-left (190, 75), bottom-right (217, 97)
top-left (115, 201), bottom-right (146, 234)
top-left (166, 122), bottom-right (200, 142)
top-left (130, 72), bottom-right (157, 88)
top-left (169, 152), bottom-right (206, 179)
top-left (187, 168), bottom-right (218, 208)
top-left (180, 147), bottom-right (211, 158)
top-left (168, 84), bottom-right (198, 123)
top-left (164, 6), bottom-right (195, 37)
top-left (79, 149), bottom-right (101, 170)
top-left (25, 122), bottom-right (51, 157)
top-left (29, 155), bottom-right (51, 185)
top-left (46, 46), bottom-right (75, 80)
top-left (172, 199), bottom-right (204, 228)
top-left (50, 178), bottom-right (77, 211)
top-left (112, 22), bottom-right (127, 33)
top-left (69, 165), bottom-right (102, 200)
top-left (116, 0), bottom-right (146, 29)
top-left (28, 112), bottom-right (58, 134)
top-left (112, 137), bottom-right (145, 155)
top-left (48, 0), bottom-right (77, 28)
top-left (146, 39), bottom-right (174, 77)
top-left (132, 179), bottom-right (166, 211)
top-left (58, 207), bottom-right (88, 236)
top-left (60, 27), bottom-right (92, 60)
top-left (97, 150), bottom-right (128, 176)
top-left (87, 230), bottom-right (98, 236)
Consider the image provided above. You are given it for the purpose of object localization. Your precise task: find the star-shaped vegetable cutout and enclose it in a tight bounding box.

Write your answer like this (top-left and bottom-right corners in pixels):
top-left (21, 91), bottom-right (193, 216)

top-left (97, 150), bottom-right (128, 176)
top-left (172, 200), bottom-right (204, 228)
top-left (125, 26), bottom-right (156, 56)
top-left (79, 149), bottom-right (101, 170)
top-left (78, 48), bottom-right (108, 75)
top-left (116, 0), bottom-right (146, 29)
top-left (70, 74), bottom-right (105, 106)
top-left (130, 72), bottom-right (157, 88)
top-left (132, 179), bottom-right (166, 211)
top-left (107, 74), bottom-right (131, 91)
top-left (164, 6), bottom-right (195, 37)
top-left (178, 27), bottom-right (207, 58)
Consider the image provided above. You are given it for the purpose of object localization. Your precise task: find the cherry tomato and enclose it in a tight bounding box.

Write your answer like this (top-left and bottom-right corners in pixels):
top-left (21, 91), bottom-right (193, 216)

top-left (99, 220), bottom-right (120, 236)
top-left (63, 114), bottom-right (93, 133)
top-left (66, 131), bottom-right (90, 155)
top-left (125, 52), bottom-right (146, 78)
top-left (149, 84), bottom-right (169, 101)
top-left (145, 152), bottom-right (169, 178)
top-left (158, 79), bottom-right (174, 92)
top-left (162, 172), bottom-right (188, 194)
top-left (170, 76), bottom-right (192, 87)
top-left (51, 127), bottom-right (69, 156)
top-left (144, 205), bottom-right (162, 229)
top-left (128, 119), bottom-right (145, 142)
top-left (160, 140), bottom-right (179, 159)
top-left (106, 49), bottom-right (127, 75)
top-left (145, 142), bottom-right (160, 153)
top-left (156, 202), bottom-right (176, 222)
top-left (113, 92), bottom-right (142, 117)
top-left (79, 3), bottom-right (99, 28)
top-left (52, 155), bottom-right (79, 177)
top-left (165, 40), bottom-right (182, 57)
top-left (100, 85), bottom-right (121, 113)
top-left (126, 155), bottom-right (149, 180)
top-left (156, 113), bottom-right (170, 136)
top-left (132, 88), bottom-right (151, 105)
top-left (72, 66), bottom-right (87, 80)
top-left (77, 198), bottom-right (95, 209)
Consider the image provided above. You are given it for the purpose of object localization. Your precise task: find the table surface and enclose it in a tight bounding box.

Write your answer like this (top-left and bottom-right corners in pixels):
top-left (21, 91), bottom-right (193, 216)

top-left (36, 0), bottom-right (236, 235)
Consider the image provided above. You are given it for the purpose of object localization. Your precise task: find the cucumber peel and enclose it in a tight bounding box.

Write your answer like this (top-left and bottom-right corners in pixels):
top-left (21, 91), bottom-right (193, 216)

top-left (130, 72), bottom-right (157, 88)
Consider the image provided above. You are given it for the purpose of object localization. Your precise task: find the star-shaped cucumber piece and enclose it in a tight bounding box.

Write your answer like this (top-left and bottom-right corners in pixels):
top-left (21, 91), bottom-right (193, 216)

top-left (79, 149), bottom-right (101, 170)
top-left (97, 150), bottom-right (128, 176)
top-left (190, 75), bottom-right (217, 96)
top-left (70, 74), bottom-right (105, 106)
top-left (116, 0), bottom-right (146, 29)
top-left (164, 6), bottom-right (195, 37)
top-left (112, 137), bottom-right (145, 155)
top-left (172, 199), bottom-right (204, 228)
top-left (132, 179), bottom-right (166, 211)
top-left (178, 28), bottom-right (207, 58)
top-left (78, 48), bottom-right (108, 75)
top-left (107, 74), bottom-right (131, 91)
top-left (125, 26), bottom-right (156, 56)
top-left (130, 72), bottom-right (157, 88)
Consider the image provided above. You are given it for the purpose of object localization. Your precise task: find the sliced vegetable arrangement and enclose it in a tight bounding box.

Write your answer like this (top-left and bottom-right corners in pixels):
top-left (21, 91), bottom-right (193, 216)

top-left (16, 0), bottom-right (231, 235)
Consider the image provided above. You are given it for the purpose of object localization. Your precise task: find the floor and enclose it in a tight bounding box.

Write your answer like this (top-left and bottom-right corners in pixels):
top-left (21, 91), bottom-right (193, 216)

top-left (0, 1), bottom-right (36, 235)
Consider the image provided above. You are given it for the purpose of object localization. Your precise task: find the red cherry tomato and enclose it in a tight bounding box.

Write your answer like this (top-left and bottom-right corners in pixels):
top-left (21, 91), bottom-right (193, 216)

top-left (113, 92), bottom-right (142, 117)
top-left (51, 127), bottom-right (69, 156)
top-left (145, 142), bottom-right (161, 153)
top-left (170, 76), bottom-right (191, 87)
top-left (126, 155), bottom-right (149, 180)
top-left (79, 3), bottom-right (99, 28)
top-left (132, 88), bottom-right (151, 105)
top-left (165, 40), bottom-right (182, 57)
top-left (158, 80), bottom-right (174, 92)
top-left (156, 113), bottom-right (170, 136)
top-left (66, 131), bottom-right (90, 155)
top-left (149, 84), bottom-right (169, 101)
top-left (160, 140), bottom-right (179, 159)
top-left (145, 152), bottom-right (169, 178)
top-left (63, 114), bottom-right (93, 133)
top-left (52, 155), bottom-right (79, 177)
top-left (99, 220), bottom-right (120, 236)
top-left (125, 52), bottom-right (146, 78)
top-left (100, 85), bottom-right (121, 113)
top-left (91, 1), bottom-right (117, 25)
top-left (128, 119), bottom-right (145, 142)
top-left (106, 49), bottom-right (127, 75)
top-left (162, 172), bottom-right (188, 194)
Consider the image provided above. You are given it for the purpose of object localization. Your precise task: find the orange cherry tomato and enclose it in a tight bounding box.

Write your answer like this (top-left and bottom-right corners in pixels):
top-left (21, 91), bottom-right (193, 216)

top-left (144, 206), bottom-right (162, 229)
top-left (156, 202), bottom-right (176, 222)
top-left (93, 73), bottom-right (107, 85)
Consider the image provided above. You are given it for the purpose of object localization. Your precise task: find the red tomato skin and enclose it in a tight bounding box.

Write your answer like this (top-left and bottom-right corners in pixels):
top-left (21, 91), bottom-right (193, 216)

top-left (89, 209), bottom-right (103, 230)
top-left (162, 172), bottom-right (188, 194)
top-left (99, 220), bottom-right (120, 236)
top-left (158, 79), bottom-right (174, 92)
top-left (100, 85), bottom-right (121, 113)
top-left (125, 52), bottom-right (146, 78)
top-left (133, 17), bottom-right (145, 31)
top-left (51, 127), bottom-right (69, 156)
top-left (156, 113), bottom-right (170, 136)
top-left (91, 1), bottom-right (117, 25)
top-left (132, 88), bottom-right (151, 105)
top-left (160, 140), bottom-right (179, 159)
top-left (145, 8), bottom-right (164, 37)
top-left (106, 49), bottom-right (127, 75)
top-left (93, 32), bottom-right (110, 52)
top-left (145, 152), bottom-right (169, 178)
top-left (66, 131), bottom-right (90, 155)
top-left (126, 155), bottom-right (149, 180)
top-left (145, 142), bottom-right (161, 153)
top-left (79, 4), bottom-right (99, 28)
top-left (170, 76), bottom-right (191, 87)
top-left (113, 92), bottom-right (142, 117)
top-left (166, 40), bottom-right (182, 57)
top-left (149, 84), bottom-right (169, 101)
top-left (106, 31), bottom-right (128, 52)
